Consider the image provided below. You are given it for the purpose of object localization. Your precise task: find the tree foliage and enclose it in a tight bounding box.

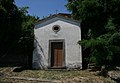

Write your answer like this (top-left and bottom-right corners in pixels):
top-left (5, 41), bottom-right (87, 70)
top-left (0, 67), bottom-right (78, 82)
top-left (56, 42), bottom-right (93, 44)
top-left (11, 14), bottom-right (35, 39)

top-left (0, 0), bottom-right (36, 57)
top-left (66, 0), bottom-right (120, 66)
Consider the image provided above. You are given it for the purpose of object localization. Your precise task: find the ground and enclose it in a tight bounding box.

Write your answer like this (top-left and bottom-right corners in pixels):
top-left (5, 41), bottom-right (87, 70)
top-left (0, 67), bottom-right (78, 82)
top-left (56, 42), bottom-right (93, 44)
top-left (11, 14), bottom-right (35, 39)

top-left (0, 67), bottom-right (118, 83)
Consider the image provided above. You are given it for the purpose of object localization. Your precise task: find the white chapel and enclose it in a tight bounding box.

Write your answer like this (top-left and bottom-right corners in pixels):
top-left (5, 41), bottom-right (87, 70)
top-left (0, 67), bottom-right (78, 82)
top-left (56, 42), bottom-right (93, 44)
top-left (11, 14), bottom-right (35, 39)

top-left (32, 13), bottom-right (82, 69)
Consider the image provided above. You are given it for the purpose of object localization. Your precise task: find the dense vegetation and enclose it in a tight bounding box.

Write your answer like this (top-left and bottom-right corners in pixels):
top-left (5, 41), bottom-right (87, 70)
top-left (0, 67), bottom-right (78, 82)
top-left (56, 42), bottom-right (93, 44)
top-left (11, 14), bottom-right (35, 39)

top-left (0, 0), bottom-right (36, 66)
top-left (66, 0), bottom-right (120, 67)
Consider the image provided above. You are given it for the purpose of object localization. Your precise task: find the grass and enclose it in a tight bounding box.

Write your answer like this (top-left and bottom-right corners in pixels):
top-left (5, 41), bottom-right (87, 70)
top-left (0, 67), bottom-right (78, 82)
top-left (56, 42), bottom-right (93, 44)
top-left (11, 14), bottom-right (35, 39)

top-left (0, 67), bottom-right (116, 83)
top-left (0, 67), bottom-right (95, 80)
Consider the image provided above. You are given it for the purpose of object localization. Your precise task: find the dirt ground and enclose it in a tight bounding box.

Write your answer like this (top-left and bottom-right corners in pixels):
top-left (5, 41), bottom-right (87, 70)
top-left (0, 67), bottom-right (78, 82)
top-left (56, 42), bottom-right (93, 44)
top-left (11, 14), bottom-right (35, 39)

top-left (0, 67), bottom-right (118, 83)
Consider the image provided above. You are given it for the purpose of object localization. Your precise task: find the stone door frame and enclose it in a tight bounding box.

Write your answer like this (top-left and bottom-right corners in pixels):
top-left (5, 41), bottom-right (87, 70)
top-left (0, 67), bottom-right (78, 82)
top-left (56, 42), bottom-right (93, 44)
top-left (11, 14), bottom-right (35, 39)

top-left (48, 39), bottom-right (65, 68)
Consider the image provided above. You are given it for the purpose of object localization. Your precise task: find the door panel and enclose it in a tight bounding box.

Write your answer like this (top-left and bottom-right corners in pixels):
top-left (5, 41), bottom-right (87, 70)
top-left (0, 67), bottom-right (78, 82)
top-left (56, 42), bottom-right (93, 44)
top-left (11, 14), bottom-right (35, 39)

top-left (57, 49), bottom-right (62, 66)
top-left (53, 49), bottom-right (58, 66)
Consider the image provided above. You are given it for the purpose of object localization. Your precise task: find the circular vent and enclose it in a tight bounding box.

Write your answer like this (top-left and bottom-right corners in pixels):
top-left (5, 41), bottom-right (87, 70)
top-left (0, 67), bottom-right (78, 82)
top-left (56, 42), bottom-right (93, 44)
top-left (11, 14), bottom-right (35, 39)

top-left (52, 25), bottom-right (61, 33)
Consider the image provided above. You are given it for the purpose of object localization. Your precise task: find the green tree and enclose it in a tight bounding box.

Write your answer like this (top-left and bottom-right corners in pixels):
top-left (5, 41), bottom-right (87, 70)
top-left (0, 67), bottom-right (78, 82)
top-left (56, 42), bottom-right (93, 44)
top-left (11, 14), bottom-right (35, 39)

top-left (0, 0), bottom-right (36, 67)
top-left (66, 0), bottom-right (120, 67)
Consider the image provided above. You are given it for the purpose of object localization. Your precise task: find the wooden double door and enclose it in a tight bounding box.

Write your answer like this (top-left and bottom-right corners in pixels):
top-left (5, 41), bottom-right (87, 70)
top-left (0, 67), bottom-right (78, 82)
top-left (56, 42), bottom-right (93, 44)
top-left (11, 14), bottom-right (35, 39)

top-left (51, 42), bottom-right (64, 68)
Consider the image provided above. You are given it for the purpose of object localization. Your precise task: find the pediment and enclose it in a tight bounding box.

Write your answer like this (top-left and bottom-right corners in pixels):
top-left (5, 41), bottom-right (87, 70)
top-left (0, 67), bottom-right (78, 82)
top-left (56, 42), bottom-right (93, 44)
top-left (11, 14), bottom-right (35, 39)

top-left (35, 15), bottom-right (80, 29)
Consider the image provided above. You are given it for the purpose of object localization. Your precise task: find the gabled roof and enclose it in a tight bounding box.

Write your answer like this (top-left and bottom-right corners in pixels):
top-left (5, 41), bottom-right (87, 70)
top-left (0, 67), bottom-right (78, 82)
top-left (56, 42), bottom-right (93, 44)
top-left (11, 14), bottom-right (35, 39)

top-left (35, 13), bottom-right (80, 26)
top-left (34, 13), bottom-right (81, 29)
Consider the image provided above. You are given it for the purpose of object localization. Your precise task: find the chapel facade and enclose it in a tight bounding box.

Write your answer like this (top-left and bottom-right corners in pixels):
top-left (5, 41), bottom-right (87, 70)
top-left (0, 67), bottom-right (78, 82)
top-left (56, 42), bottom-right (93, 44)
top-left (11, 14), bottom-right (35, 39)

top-left (32, 13), bottom-right (82, 69)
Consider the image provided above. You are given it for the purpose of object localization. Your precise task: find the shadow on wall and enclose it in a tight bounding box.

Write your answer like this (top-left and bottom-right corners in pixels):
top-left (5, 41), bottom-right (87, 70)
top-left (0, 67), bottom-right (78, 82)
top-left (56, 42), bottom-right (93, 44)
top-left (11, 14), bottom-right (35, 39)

top-left (32, 38), bottom-right (47, 69)
top-left (0, 38), bottom-right (46, 69)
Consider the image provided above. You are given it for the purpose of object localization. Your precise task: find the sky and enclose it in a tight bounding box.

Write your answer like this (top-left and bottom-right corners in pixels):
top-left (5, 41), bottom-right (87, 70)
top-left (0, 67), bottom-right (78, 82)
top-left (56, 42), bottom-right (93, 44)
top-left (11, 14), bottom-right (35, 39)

top-left (14, 0), bottom-right (70, 18)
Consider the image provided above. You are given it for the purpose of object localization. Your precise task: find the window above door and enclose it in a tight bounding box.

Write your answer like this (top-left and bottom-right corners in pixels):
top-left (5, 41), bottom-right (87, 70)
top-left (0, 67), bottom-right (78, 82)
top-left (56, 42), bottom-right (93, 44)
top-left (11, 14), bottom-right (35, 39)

top-left (52, 25), bottom-right (61, 33)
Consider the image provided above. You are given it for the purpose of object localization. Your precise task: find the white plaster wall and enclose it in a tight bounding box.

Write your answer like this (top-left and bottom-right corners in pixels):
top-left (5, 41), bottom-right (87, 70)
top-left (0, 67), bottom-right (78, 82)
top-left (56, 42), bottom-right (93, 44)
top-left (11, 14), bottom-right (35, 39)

top-left (33, 17), bottom-right (82, 69)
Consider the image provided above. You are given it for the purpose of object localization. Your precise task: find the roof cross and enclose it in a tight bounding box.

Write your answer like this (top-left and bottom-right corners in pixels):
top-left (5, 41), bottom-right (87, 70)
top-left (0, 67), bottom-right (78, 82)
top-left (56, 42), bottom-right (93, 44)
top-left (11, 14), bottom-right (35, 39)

top-left (55, 9), bottom-right (58, 14)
